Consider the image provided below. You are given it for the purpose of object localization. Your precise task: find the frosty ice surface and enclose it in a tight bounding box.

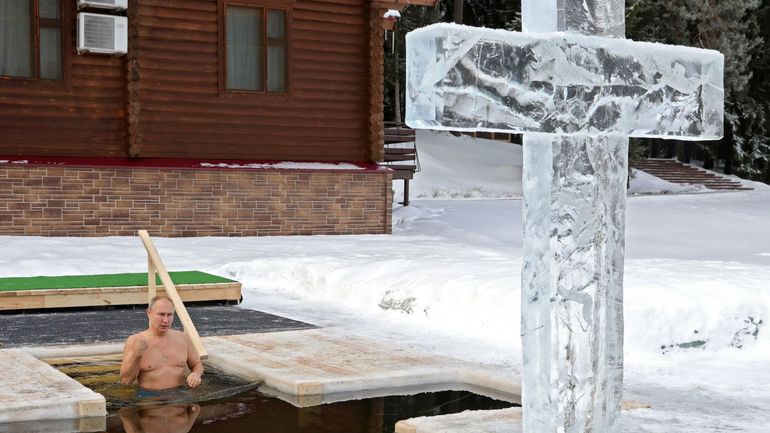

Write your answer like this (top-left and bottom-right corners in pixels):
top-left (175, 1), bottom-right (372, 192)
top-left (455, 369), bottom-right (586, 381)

top-left (405, 24), bottom-right (724, 139)
top-left (521, 133), bottom-right (627, 433)
top-left (522, 0), bottom-right (625, 37)
top-left (405, 1), bottom-right (723, 431)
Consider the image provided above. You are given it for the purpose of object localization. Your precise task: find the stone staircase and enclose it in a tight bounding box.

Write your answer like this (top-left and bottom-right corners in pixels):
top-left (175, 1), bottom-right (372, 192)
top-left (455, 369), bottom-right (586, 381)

top-left (631, 159), bottom-right (752, 191)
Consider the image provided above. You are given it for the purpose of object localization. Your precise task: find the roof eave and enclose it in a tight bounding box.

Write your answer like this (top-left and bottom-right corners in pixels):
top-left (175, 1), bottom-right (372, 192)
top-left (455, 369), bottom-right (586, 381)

top-left (371, 0), bottom-right (438, 10)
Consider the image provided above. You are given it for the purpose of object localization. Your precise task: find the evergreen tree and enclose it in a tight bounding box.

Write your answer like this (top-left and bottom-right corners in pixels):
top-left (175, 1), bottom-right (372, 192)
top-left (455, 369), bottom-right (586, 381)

top-left (383, 0), bottom-right (520, 122)
top-left (627, 0), bottom-right (770, 181)
top-left (384, 1), bottom-right (769, 183)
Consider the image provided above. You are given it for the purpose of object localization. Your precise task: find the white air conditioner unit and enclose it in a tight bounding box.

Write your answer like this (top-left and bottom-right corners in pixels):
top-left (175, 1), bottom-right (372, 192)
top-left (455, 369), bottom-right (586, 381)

top-left (77, 0), bottom-right (128, 11)
top-left (77, 13), bottom-right (128, 55)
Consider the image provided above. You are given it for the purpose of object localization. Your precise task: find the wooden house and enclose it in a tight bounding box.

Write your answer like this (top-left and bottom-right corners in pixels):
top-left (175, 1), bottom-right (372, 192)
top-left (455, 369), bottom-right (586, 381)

top-left (0, 0), bottom-right (434, 236)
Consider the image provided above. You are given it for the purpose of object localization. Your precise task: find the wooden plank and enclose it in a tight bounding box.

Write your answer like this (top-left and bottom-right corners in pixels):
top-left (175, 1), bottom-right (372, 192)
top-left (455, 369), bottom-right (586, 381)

top-left (138, 102), bottom-right (364, 121)
top-left (138, 230), bottom-right (208, 360)
top-left (384, 154), bottom-right (416, 162)
top-left (296, 1), bottom-right (363, 15)
top-left (0, 283), bottom-right (241, 311)
top-left (0, 117), bottom-right (125, 130)
top-left (137, 28), bottom-right (218, 44)
top-left (294, 21), bottom-right (367, 38)
top-left (391, 170), bottom-right (415, 180)
top-left (385, 136), bottom-right (416, 144)
top-left (138, 39), bottom-right (217, 54)
top-left (293, 9), bottom-right (366, 26)
top-left (0, 0), bottom-right (374, 164)
top-left (137, 5), bottom-right (216, 22)
top-left (139, 0), bottom-right (217, 13)
top-left (138, 144), bottom-right (366, 161)
top-left (148, 257), bottom-right (157, 300)
top-left (386, 164), bottom-right (418, 171)
top-left (384, 148), bottom-right (416, 155)
top-left (137, 17), bottom-right (217, 32)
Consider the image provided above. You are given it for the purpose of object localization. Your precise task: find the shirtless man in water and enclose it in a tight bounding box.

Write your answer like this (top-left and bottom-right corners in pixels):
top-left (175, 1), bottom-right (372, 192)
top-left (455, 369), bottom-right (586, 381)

top-left (120, 295), bottom-right (203, 390)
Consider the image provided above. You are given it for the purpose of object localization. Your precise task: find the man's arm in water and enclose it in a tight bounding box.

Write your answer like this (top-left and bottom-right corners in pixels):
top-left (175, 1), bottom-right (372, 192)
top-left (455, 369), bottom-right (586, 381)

top-left (185, 335), bottom-right (204, 388)
top-left (120, 334), bottom-right (148, 385)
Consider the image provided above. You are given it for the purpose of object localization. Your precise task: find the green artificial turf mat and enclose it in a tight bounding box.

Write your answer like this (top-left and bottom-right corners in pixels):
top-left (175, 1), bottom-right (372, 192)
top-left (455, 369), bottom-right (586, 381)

top-left (0, 271), bottom-right (236, 292)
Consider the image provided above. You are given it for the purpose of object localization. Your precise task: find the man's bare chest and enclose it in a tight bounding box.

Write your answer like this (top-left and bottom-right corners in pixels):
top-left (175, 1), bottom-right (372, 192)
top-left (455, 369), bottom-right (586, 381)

top-left (141, 339), bottom-right (187, 371)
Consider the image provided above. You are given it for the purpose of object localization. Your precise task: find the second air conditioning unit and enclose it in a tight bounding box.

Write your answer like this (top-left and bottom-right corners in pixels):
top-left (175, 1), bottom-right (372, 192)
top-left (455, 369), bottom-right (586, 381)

top-left (77, 13), bottom-right (128, 55)
top-left (77, 0), bottom-right (128, 11)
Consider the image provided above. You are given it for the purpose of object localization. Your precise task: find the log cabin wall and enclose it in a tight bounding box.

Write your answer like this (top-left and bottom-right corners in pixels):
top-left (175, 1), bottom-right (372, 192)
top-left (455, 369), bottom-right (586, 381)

top-left (132, 0), bottom-right (371, 161)
top-left (0, 0), bottom-right (376, 161)
top-left (0, 0), bottom-right (399, 237)
top-left (0, 1), bottom-right (127, 157)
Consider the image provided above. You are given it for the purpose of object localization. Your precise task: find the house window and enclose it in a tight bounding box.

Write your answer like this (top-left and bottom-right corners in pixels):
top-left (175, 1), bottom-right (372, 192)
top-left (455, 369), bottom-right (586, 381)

top-left (0, 0), bottom-right (63, 80)
top-left (225, 5), bottom-right (287, 92)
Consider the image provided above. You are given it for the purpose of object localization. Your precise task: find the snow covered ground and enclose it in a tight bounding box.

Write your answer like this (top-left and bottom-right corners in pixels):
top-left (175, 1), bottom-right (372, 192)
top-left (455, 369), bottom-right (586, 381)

top-left (1, 131), bottom-right (769, 432)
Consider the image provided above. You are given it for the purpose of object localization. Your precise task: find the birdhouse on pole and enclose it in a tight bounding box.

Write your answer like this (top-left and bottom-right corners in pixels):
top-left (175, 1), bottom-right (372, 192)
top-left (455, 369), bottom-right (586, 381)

top-left (383, 9), bottom-right (400, 30)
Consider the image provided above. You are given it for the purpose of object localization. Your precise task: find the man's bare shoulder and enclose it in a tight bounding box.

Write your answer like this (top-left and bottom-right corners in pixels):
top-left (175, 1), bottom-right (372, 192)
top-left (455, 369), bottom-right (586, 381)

top-left (167, 329), bottom-right (188, 342)
top-left (124, 332), bottom-right (144, 343)
top-left (122, 332), bottom-right (147, 358)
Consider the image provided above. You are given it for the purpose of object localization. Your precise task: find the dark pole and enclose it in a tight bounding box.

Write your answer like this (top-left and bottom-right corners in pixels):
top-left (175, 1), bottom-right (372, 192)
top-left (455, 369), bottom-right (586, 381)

top-left (394, 22), bottom-right (401, 124)
top-left (453, 0), bottom-right (463, 24)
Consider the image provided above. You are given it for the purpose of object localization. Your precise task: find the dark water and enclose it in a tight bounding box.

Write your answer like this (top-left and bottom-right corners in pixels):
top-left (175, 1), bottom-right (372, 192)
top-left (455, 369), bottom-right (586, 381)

top-left (54, 357), bottom-right (257, 410)
top-left (52, 357), bottom-right (515, 433)
top-left (108, 389), bottom-right (514, 433)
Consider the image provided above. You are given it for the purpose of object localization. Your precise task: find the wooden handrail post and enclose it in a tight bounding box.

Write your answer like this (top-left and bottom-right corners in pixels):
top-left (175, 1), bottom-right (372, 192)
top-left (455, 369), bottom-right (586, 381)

top-left (148, 256), bottom-right (157, 301)
top-left (138, 230), bottom-right (208, 360)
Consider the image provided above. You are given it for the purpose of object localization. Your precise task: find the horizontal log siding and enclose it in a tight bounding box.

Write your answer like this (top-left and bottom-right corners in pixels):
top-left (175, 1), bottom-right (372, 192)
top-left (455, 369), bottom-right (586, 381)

top-left (0, 0), bottom-right (373, 162)
top-left (137, 0), bottom-right (370, 161)
top-left (0, 1), bottom-right (126, 158)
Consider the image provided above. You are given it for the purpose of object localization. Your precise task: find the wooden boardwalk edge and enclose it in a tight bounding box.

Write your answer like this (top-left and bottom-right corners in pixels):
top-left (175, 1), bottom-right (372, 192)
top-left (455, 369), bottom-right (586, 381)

top-left (0, 282), bottom-right (242, 311)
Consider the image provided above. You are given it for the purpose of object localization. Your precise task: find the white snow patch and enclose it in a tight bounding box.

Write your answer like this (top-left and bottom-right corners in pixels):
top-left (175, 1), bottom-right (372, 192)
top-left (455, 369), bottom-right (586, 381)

top-left (0, 160), bottom-right (28, 164)
top-left (1, 132), bottom-right (769, 431)
top-left (628, 168), bottom-right (707, 195)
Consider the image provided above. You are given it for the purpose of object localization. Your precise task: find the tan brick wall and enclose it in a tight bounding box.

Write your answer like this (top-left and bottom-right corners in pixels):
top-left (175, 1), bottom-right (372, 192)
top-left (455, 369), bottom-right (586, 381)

top-left (0, 165), bottom-right (393, 237)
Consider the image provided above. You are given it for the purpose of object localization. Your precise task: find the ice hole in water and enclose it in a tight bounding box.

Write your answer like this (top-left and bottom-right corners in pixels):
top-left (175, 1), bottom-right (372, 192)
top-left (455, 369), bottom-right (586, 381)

top-left (41, 355), bottom-right (516, 433)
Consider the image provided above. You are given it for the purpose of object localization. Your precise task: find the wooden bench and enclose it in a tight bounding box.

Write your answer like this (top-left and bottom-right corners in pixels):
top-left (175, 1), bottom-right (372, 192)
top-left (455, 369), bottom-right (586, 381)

top-left (381, 124), bottom-right (419, 206)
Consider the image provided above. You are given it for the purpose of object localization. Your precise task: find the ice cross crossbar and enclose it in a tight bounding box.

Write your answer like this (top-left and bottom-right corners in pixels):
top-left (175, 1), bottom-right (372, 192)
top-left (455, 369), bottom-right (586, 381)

top-left (406, 24), bottom-right (724, 139)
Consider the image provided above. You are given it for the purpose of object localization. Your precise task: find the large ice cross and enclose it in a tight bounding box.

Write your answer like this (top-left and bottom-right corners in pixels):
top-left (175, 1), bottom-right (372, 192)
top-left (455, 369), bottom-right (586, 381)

top-left (405, 1), bottom-right (724, 433)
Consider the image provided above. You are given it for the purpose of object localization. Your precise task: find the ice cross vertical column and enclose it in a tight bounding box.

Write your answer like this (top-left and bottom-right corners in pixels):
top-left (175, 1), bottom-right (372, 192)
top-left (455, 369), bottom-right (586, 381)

top-left (521, 2), bottom-right (626, 433)
top-left (522, 132), bottom-right (627, 433)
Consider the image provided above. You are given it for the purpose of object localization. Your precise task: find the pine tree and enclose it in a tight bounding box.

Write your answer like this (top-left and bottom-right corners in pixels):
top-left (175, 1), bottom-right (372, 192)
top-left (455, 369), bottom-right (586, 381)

top-left (383, 0), bottom-right (521, 122)
top-left (627, 0), bottom-right (770, 181)
top-left (385, 0), bottom-right (769, 183)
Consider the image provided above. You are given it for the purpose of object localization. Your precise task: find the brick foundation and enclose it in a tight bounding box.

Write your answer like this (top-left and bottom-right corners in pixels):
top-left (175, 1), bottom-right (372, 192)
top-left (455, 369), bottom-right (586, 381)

top-left (0, 164), bottom-right (393, 237)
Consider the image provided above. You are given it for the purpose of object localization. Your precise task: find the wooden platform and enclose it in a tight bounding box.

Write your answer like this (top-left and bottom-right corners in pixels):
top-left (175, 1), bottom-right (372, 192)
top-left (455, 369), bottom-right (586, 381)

top-left (0, 349), bottom-right (105, 423)
top-left (0, 272), bottom-right (242, 311)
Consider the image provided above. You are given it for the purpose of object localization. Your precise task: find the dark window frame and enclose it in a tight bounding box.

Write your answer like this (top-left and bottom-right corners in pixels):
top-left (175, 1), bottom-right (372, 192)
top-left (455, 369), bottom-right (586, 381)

top-left (0, 0), bottom-right (69, 83)
top-left (218, 0), bottom-right (292, 96)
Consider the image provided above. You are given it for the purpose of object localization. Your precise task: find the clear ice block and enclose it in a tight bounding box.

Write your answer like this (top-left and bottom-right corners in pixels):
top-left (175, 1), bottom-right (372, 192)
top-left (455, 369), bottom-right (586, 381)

top-left (522, 133), bottom-right (626, 433)
top-left (404, 8), bottom-right (723, 433)
top-left (522, 0), bottom-right (626, 38)
top-left (405, 23), bottom-right (724, 140)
